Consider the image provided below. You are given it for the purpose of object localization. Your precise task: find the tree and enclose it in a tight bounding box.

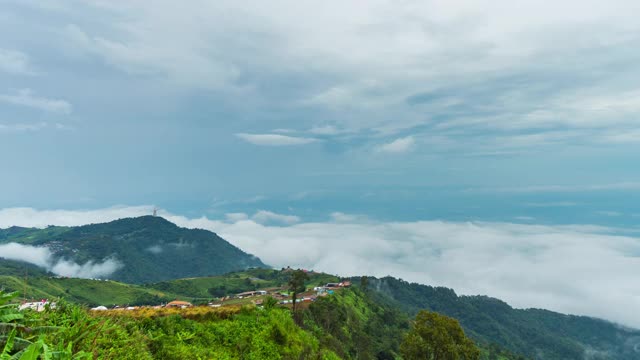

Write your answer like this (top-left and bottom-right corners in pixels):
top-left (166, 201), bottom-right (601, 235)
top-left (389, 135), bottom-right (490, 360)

top-left (360, 276), bottom-right (369, 291)
top-left (263, 296), bottom-right (278, 310)
top-left (400, 310), bottom-right (480, 360)
top-left (287, 269), bottom-right (308, 316)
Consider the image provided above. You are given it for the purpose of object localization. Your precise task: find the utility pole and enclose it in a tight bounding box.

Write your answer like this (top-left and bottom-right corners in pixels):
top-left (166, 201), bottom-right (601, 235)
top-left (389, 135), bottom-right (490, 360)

top-left (23, 267), bottom-right (27, 302)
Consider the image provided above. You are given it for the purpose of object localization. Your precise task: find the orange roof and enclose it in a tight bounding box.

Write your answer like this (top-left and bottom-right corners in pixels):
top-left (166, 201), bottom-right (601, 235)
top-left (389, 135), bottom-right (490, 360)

top-left (167, 300), bottom-right (192, 306)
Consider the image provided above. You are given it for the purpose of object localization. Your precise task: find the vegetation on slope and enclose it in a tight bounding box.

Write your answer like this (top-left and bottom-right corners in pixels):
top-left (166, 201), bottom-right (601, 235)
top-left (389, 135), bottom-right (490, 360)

top-left (146, 268), bottom-right (339, 299)
top-left (364, 276), bottom-right (640, 360)
top-left (304, 287), bottom-right (409, 359)
top-left (0, 268), bottom-right (179, 306)
top-left (401, 310), bottom-right (479, 360)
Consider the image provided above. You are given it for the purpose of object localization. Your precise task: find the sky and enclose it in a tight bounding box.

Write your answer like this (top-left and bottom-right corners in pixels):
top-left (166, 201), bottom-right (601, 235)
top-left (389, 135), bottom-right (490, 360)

top-left (1, 1), bottom-right (640, 327)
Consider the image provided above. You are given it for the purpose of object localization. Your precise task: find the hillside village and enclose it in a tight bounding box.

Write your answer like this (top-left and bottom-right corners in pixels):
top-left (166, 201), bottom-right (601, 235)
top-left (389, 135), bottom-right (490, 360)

top-left (88, 279), bottom-right (353, 312)
top-left (12, 267), bottom-right (353, 313)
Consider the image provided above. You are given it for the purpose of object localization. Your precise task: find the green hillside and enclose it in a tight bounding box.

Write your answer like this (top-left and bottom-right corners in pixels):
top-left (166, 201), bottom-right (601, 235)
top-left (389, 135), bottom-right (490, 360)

top-left (363, 276), bottom-right (640, 360)
top-left (0, 259), bottom-right (177, 306)
top-left (1, 256), bottom-right (638, 358)
top-left (21, 284), bottom-right (516, 359)
top-left (0, 216), bottom-right (267, 283)
top-left (145, 268), bottom-right (340, 298)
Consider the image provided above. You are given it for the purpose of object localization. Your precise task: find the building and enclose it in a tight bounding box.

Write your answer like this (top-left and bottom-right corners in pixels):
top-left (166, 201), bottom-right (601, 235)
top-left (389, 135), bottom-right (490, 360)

top-left (166, 300), bottom-right (193, 308)
top-left (235, 290), bottom-right (268, 298)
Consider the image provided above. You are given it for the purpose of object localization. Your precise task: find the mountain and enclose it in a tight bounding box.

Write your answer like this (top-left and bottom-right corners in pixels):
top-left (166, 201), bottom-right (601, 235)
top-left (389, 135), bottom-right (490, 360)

top-left (363, 276), bottom-right (640, 360)
top-left (0, 216), bottom-right (266, 283)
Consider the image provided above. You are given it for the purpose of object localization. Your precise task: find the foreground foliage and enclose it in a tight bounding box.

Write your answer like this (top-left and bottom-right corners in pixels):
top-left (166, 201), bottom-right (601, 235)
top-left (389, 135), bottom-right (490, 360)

top-left (0, 292), bottom-right (90, 359)
top-left (27, 300), bottom-right (341, 359)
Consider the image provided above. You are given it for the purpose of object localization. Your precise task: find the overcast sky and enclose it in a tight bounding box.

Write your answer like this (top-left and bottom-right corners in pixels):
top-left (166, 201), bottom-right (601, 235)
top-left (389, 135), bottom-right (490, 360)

top-left (1, 1), bottom-right (640, 327)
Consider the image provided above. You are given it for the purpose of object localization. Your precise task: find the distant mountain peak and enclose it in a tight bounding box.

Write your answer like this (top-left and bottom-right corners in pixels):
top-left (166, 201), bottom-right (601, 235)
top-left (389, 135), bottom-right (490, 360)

top-left (0, 216), bottom-right (267, 283)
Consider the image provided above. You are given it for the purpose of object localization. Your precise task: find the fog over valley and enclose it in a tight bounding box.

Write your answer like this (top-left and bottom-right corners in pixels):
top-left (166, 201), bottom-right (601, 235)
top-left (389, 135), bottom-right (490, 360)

top-left (2, 206), bottom-right (639, 329)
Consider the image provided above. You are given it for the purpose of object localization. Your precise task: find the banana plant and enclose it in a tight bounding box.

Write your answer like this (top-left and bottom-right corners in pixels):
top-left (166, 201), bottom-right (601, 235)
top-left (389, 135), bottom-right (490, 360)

top-left (0, 292), bottom-right (89, 360)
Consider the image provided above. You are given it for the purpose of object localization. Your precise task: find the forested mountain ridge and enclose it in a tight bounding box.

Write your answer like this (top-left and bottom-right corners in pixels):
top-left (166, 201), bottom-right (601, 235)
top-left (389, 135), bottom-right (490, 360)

top-left (0, 216), bottom-right (266, 283)
top-left (362, 276), bottom-right (640, 360)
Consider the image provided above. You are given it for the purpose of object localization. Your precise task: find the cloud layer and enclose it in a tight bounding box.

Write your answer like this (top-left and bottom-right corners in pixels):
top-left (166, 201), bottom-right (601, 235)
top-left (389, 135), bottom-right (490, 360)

top-left (0, 242), bottom-right (122, 279)
top-left (51, 0), bottom-right (640, 150)
top-left (1, 206), bottom-right (639, 328)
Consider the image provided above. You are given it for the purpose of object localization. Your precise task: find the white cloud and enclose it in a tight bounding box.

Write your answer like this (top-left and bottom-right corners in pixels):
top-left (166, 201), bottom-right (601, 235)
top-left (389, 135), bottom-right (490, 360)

top-left (0, 242), bottom-right (122, 278)
top-left (145, 245), bottom-right (163, 254)
top-left (0, 49), bottom-right (34, 75)
top-left (3, 205), bottom-right (640, 328)
top-left (377, 136), bottom-right (415, 154)
top-left (0, 89), bottom-right (72, 114)
top-left (236, 133), bottom-right (318, 146)
top-left (50, 257), bottom-right (122, 279)
top-left (251, 210), bottom-right (300, 225)
top-left (0, 243), bottom-right (50, 268)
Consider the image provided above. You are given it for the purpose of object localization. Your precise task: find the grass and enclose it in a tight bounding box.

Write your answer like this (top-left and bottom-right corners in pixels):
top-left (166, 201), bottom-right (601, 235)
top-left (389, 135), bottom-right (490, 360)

top-left (94, 304), bottom-right (245, 320)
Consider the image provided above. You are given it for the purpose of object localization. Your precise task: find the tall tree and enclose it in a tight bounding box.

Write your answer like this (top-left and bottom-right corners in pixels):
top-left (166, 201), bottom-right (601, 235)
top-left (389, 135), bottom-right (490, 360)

top-left (401, 310), bottom-right (480, 360)
top-left (360, 276), bottom-right (369, 291)
top-left (287, 269), bottom-right (309, 316)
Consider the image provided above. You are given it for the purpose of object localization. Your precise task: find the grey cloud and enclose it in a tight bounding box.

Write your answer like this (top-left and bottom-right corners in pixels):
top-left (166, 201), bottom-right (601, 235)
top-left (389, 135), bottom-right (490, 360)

top-left (16, 0), bottom-right (640, 155)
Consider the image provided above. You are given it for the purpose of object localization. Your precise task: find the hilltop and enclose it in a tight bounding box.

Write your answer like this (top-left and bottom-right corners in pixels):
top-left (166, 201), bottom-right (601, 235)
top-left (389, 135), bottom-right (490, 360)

top-left (0, 216), bottom-right (266, 283)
